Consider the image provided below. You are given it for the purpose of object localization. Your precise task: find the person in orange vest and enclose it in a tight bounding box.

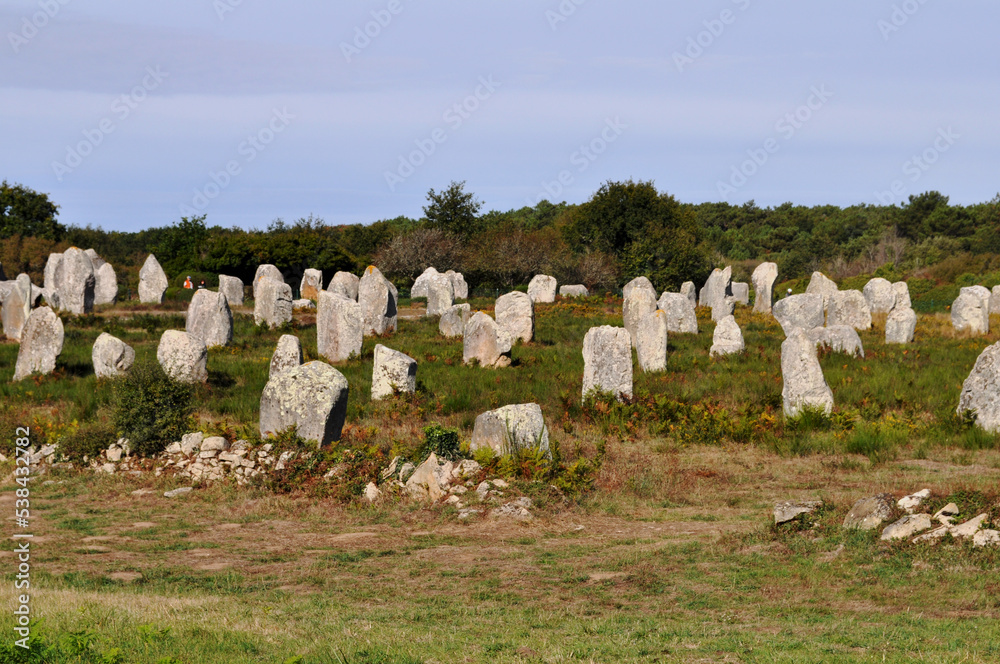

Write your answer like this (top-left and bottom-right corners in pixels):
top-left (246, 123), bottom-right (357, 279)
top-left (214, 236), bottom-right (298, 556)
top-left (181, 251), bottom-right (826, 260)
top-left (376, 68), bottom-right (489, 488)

top-left (183, 276), bottom-right (193, 289)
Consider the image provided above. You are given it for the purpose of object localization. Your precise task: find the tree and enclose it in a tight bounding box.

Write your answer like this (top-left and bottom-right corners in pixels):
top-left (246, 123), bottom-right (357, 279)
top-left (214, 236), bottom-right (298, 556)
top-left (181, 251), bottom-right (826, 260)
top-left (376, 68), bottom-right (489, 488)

top-left (0, 180), bottom-right (64, 240)
top-left (423, 181), bottom-right (482, 238)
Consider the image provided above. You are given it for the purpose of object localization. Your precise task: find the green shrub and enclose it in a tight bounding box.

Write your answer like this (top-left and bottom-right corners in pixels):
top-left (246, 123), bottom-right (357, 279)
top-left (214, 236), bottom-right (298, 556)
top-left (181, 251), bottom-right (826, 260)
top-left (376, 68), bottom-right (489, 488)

top-left (112, 362), bottom-right (192, 457)
top-left (419, 423), bottom-right (462, 461)
top-left (60, 421), bottom-right (116, 463)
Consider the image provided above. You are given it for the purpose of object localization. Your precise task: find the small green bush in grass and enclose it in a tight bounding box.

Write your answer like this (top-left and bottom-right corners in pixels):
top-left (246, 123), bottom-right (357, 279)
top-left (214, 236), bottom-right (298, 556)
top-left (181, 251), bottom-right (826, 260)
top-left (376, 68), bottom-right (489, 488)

top-left (419, 423), bottom-right (462, 462)
top-left (60, 421), bottom-right (116, 463)
top-left (112, 362), bottom-right (192, 457)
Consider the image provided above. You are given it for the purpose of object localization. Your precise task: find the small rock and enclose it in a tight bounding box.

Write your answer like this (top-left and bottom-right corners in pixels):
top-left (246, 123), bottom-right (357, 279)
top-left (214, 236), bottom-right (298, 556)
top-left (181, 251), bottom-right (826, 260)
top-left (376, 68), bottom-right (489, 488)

top-left (491, 502), bottom-right (532, 520)
top-left (950, 513), bottom-right (989, 539)
top-left (458, 508), bottom-right (482, 520)
top-left (398, 462), bottom-right (415, 482)
top-left (364, 482), bottom-right (380, 502)
top-left (99, 463), bottom-right (116, 474)
top-left (897, 489), bottom-right (930, 514)
top-left (843, 494), bottom-right (894, 530)
top-left (106, 445), bottom-right (123, 462)
top-left (881, 513), bottom-right (932, 541)
top-left (201, 436), bottom-right (229, 452)
top-left (491, 479), bottom-right (509, 489)
top-left (773, 499), bottom-right (822, 525)
top-left (164, 487), bottom-right (194, 498)
top-left (933, 503), bottom-right (960, 525)
top-left (974, 529), bottom-right (1000, 547)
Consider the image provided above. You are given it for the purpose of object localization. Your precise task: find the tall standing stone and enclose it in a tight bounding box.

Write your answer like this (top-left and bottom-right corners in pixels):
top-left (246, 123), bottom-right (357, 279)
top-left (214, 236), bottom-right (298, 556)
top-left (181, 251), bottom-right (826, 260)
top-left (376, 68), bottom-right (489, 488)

top-left (12, 307), bottom-right (64, 382)
top-left (254, 278), bottom-right (293, 329)
top-left (2, 274), bottom-right (31, 341)
top-left (300, 269), bottom-right (323, 300)
top-left (892, 281), bottom-right (911, 311)
top-left (657, 292), bottom-right (699, 334)
top-left (259, 361), bottom-right (349, 447)
top-left (358, 266), bottom-right (398, 336)
top-left (327, 272), bottom-right (359, 301)
top-left (157, 330), bottom-right (208, 383)
top-left (772, 293), bottom-right (825, 336)
top-left (991, 285), bottom-right (1000, 315)
top-left (61, 247), bottom-right (95, 314)
top-left (952, 291), bottom-right (989, 335)
top-left (885, 307), bottom-right (917, 344)
top-left (269, 335), bottom-right (303, 379)
top-left (253, 264), bottom-right (284, 300)
top-left (863, 278), bottom-right (895, 314)
top-left (317, 291), bottom-right (363, 362)
top-left (43, 253), bottom-right (64, 309)
top-left (751, 262), bottom-right (779, 314)
top-left (582, 326), bottom-right (632, 401)
top-left (623, 288), bottom-right (657, 348)
top-left (186, 289), bottom-right (233, 348)
top-left (84, 249), bottom-right (105, 270)
top-left (94, 263), bottom-right (118, 305)
top-left (92, 333), bottom-right (135, 379)
top-left (425, 273), bottom-right (455, 317)
top-left (635, 309), bottom-right (668, 372)
top-left (805, 272), bottom-right (838, 311)
top-left (495, 291), bottom-right (534, 343)
top-left (138, 254), bottom-right (168, 304)
top-left (371, 344), bottom-right (417, 400)
top-left (826, 290), bottom-right (872, 330)
top-left (680, 282), bottom-right (697, 308)
top-left (957, 341), bottom-right (1000, 432)
top-left (218, 275), bottom-right (244, 307)
top-left (445, 270), bottom-right (468, 299)
top-left (439, 303), bottom-right (471, 338)
top-left (623, 276), bottom-right (656, 302)
top-left (528, 275), bottom-right (557, 303)
top-left (411, 267), bottom-right (440, 299)
top-left (781, 329), bottom-right (834, 417)
top-left (710, 315), bottom-right (745, 357)
top-left (470, 403), bottom-right (550, 457)
top-left (699, 267), bottom-right (732, 309)
top-left (463, 312), bottom-right (512, 368)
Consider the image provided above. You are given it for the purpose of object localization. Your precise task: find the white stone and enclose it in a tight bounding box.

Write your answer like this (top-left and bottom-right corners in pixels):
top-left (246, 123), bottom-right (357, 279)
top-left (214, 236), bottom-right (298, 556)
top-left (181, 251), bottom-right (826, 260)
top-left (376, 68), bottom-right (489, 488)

top-left (186, 289), bottom-right (232, 348)
top-left (445, 270), bottom-right (468, 299)
top-left (807, 325), bottom-right (865, 358)
top-left (364, 482), bottom-right (380, 502)
top-left (411, 267), bottom-right (439, 299)
top-left (885, 307), bottom-right (917, 344)
top-left (259, 361), bottom-right (349, 447)
top-left (358, 266), bottom-right (398, 336)
top-left (425, 273), bottom-right (455, 317)
top-left (991, 286), bottom-right (1000, 315)
top-left (952, 291), bottom-right (989, 335)
top-left (773, 293), bottom-right (825, 335)
top-left (897, 489), bottom-right (930, 513)
top-left (892, 282), bottom-right (911, 311)
top-left (60, 247), bottom-right (96, 314)
top-left (881, 513), bottom-right (932, 541)
top-left (635, 309), bottom-right (668, 372)
top-left (439, 303), bottom-right (471, 338)
top-left (805, 272), bottom-right (838, 311)
top-left (269, 334), bottom-right (303, 379)
top-left (781, 329), bottom-right (834, 417)
top-left (13, 307), bottom-right (64, 382)
top-left (751, 262), bottom-right (779, 314)
top-left (317, 291), bottom-right (363, 362)
top-left (254, 278), bottom-right (293, 329)
top-left (463, 312), bottom-right (512, 368)
top-left (371, 344), bottom-right (417, 400)
top-left (731, 282), bottom-right (750, 305)
top-left (623, 276), bottom-right (656, 302)
top-left (962, 285), bottom-right (992, 311)
top-left (253, 264), bottom-right (284, 300)
top-left (710, 315), bottom-right (744, 358)
top-left (157, 330), bottom-right (208, 383)
top-left (657, 292), bottom-right (698, 334)
top-left (826, 290), bottom-right (872, 330)
top-left (699, 267), bottom-right (732, 310)
top-left (863, 278), bottom-right (895, 314)
top-left (974, 529), bottom-right (1000, 547)
top-left (495, 291), bottom-right (534, 343)
top-left (138, 254), bottom-right (168, 304)
top-left (218, 275), bottom-right (244, 307)
top-left (1, 274), bottom-right (31, 341)
top-left (92, 332), bottom-right (135, 379)
top-left (623, 287), bottom-right (657, 348)
top-left (327, 271), bottom-right (360, 301)
top-left (299, 268), bottom-right (323, 301)
top-left (711, 296), bottom-right (736, 322)
top-left (559, 284), bottom-right (588, 298)
top-left (470, 403), bottom-right (550, 457)
top-left (527, 275), bottom-right (557, 303)
top-left (582, 326), bottom-right (632, 401)
top-left (680, 281), bottom-right (697, 308)
top-left (406, 453), bottom-right (445, 501)
top-left (94, 262), bottom-right (117, 305)
top-left (43, 253), bottom-right (64, 308)
top-left (957, 341), bottom-right (1000, 432)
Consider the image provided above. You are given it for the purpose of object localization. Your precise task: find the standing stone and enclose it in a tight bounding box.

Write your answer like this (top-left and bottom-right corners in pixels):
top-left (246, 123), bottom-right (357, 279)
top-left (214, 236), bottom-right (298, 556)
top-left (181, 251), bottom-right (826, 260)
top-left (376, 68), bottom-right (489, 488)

top-left (60, 247), bottom-right (95, 314)
top-left (772, 293), bottom-right (825, 335)
top-left (84, 249), bottom-right (105, 270)
top-left (991, 285), bottom-right (1000, 314)
top-left (186, 289), bottom-right (233, 348)
top-left (657, 292), bottom-right (699, 334)
top-left (358, 266), bottom-right (398, 336)
top-left (892, 281), bottom-right (911, 311)
top-left (731, 282), bottom-right (750, 306)
top-left (253, 264), bottom-right (284, 300)
top-left (623, 288), bottom-right (658, 348)
top-left (807, 326), bottom-right (865, 358)
top-left (710, 315), bottom-right (744, 358)
top-left (2, 274), bottom-right (31, 341)
top-left (94, 263), bottom-right (117, 305)
top-left (711, 296), bottom-right (736, 322)
top-left (781, 329), bottom-right (834, 417)
top-left (962, 285), bottom-right (992, 311)
top-left (463, 312), bottom-right (513, 368)
top-left (445, 270), bottom-right (469, 299)
top-left (439, 303), bottom-right (471, 338)
top-left (582, 326), bottom-right (633, 401)
top-left (327, 271), bottom-right (359, 301)
top-left (559, 285), bottom-right (589, 298)
top-left (411, 267), bottom-right (440, 299)
top-left (259, 361), bottom-right (349, 447)
top-left (635, 309), bottom-right (668, 372)
top-left (12, 307), bottom-right (64, 382)
top-left (470, 403), bottom-right (550, 457)
top-left (316, 291), bottom-right (363, 362)
top-left (496, 291), bottom-right (534, 343)
top-left (371, 344), bottom-right (417, 400)
top-left (699, 267), bottom-right (732, 309)
top-left (863, 278), bottom-right (895, 314)
top-left (156, 330), bottom-right (208, 383)
top-left (952, 291), bottom-right (989, 335)
top-left (623, 276), bottom-right (656, 302)
top-left (751, 262), bottom-right (779, 314)
top-left (269, 334), bottom-right (303, 379)
top-left (425, 273), bottom-right (455, 317)
top-left (805, 272), bottom-right (838, 311)
top-left (527, 275), bottom-right (557, 303)
top-left (92, 333), bottom-right (135, 379)
top-left (43, 253), bottom-right (64, 309)
top-left (299, 269), bottom-right (323, 301)
top-left (218, 275), bottom-right (244, 307)
top-left (826, 290), bottom-right (872, 330)
top-left (138, 254), bottom-right (168, 304)
top-left (253, 278), bottom-right (293, 329)
top-left (957, 341), bottom-right (1000, 432)
top-left (885, 307), bottom-right (917, 344)
top-left (680, 282), bottom-right (697, 308)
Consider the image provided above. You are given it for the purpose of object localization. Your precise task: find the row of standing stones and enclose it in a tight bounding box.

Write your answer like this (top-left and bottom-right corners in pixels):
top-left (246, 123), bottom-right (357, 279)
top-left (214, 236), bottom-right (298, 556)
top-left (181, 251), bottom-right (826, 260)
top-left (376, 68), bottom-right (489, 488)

top-left (5, 257), bottom-right (1000, 499)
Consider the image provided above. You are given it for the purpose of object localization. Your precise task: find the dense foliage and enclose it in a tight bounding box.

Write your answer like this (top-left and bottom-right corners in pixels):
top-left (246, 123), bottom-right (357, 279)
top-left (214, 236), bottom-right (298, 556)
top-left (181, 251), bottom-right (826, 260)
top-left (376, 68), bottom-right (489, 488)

top-left (112, 361), bottom-right (193, 457)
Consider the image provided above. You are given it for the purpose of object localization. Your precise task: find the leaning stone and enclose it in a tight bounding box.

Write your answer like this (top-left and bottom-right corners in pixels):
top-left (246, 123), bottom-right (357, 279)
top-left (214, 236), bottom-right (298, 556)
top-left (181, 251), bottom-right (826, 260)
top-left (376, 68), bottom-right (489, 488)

top-left (805, 272), bottom-right (838, 311)
top-left (528, 274), bottom-right (557, 303)
top-left (327, 271), bottom-right (360, 301)
top-left (13, 307), bottom-right (64, 382)
top-left (1, 274), bottom-right (31, 341)
top-left (774, 500), bottom-right (822, 525)
top-left (157, 330), bottom-right (208, 383)
top-left (843, 494), bottom-right (894, 530)
top-left (495, 291), bottom-right (534, 343)
top-left (299, 269), bottom-right (323, 301)
top-left (463, 312), bottom-right (512, 368)
top-left (259, 361), bottom-right (349, 447)
top-left (885, 307), bottom-right (917, 344)
top-left (406, 453), bottom-right (445, 502)
top-left (253, 278), bottom-right (293, 329)
top-left (411, 267), bottom-right (440, 299)
top-left (892, 282), bottom-right (911, 311)
top-left (974, 529), bottom-right (1000, 547)
top-left (773, 293), bottom-right (824, 336)
top-left (60, 247), bottom-right (96, 314)
top-left (807, 325), bottom-right (865, 358)
top-left (269, 334), bottom-right (303, 379)
top-left (358, 266), bottom-right (398, 336)
top-left (371, 344), bottom-right (417, 400)
top-left (957, 341), bottom-right (1000, 432)
top-left (952, 291), bottom-right (989, 335)
top-left (680, 281), bottom-right (697, 308)
top-left (623, 288), bottom-right (657, 348)
top-left (218, 275), bottom-right (244, 307)
top-left (186, 289), bottom-right (233, 348)
top-left (881, 513), bottom-right (932, 541)
top-left (470, 403), bottom-right (550, 457)
top-left (92, 333), bottom-right (135, 379)
top-left (731, 282), bottom-right (750, 305)
top-left (623, 276), bottom-right (656, 302)
top-left (425, 273), bottom-right (455, 317)
top-left (751, 262), bottom-right (779, 313)
top-left (826, 290), bottom-right (872, 330)
top-left (657, 292), bottom-right (698, 334)
top-left (898, 489), bottom-right (930, 513)
top-left (582, 326), bottom-right (632, 401)
top-left (94, 263), bottom-right (118, 305)
top-left (138, 254), bottom-right (168, 304)
top-left (559, 284), bottom-right (588, 298)
top-left (636, 310), bottom-right (668, 372)
top-left (863, 278), bottom-right (895, 314)
top-left (439, 303), bottom-right (471, 338)
top-left (699, 267), bottom-right (732, 310)
top-left (710, 315), bottom-right (744, 358)
top-left (252, 264), bottom-right (284, 300)
top-left (43, 253), bottom-right (64, 308)
top-left (781, 329), bottom-right (834, 417)
top-left (445, 270), bottom-right (468, 299)
top-left (317, 291), bottom-right (363, 362)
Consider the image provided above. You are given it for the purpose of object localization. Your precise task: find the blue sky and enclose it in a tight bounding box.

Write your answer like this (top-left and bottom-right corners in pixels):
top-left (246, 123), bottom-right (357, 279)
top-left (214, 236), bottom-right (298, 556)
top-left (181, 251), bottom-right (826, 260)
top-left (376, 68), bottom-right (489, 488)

top-left (1, 0), bottom-right (997, 232)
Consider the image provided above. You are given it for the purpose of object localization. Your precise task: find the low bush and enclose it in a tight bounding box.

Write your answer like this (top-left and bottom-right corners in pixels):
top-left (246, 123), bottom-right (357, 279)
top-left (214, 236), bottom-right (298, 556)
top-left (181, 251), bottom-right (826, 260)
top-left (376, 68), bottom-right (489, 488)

top-left (60, 421), bottom-right (116, 463)
top-left (112, 362), bottom-right (192, 457)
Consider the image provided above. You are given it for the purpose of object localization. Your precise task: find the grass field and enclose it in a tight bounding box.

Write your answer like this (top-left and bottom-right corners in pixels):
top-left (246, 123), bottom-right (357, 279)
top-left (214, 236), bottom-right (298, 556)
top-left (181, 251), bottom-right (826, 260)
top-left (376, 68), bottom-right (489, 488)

top-left (2, 293), bottom-right (1000, 663)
